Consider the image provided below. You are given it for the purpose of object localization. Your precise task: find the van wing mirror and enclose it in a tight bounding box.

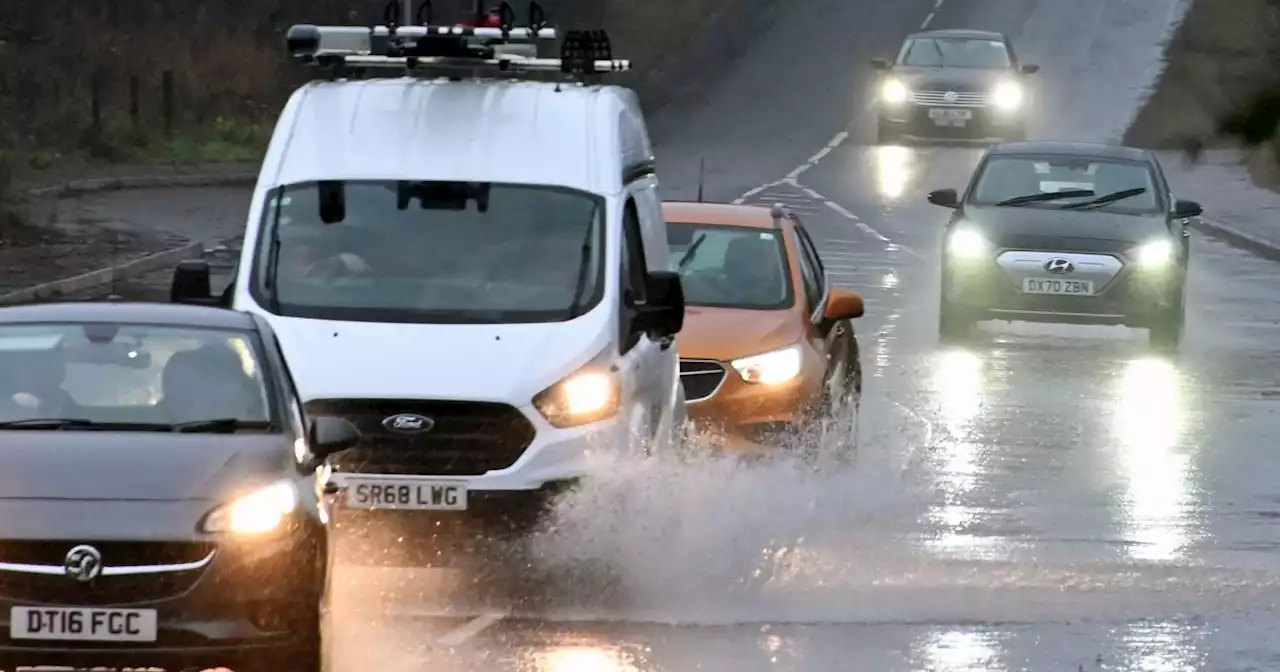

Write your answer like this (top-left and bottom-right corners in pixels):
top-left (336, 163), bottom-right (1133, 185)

top-left (870, 58), bottom-right (891, 70)
top-left (633, 271), bottom-right (685, 338)
top-left (1020, 64), bottom-right (1040, 74)
top-left (171, 260), bottom-right (215, 305)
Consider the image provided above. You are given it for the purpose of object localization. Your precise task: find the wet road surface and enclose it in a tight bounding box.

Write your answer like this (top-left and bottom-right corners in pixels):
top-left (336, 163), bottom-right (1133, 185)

top-left (78, 0), bottom-right (1280, 667)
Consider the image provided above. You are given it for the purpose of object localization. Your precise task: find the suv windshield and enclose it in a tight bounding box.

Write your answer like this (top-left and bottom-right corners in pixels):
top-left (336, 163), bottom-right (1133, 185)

top-left (0, 323), bottom-right (273, 428)
top-left (899, 37), bottom-right (1011, 69)
top-left (969, 155), bottom-right (1163, 214)
top-left (666, 222), bottom-right (794, 310)
top-left (250, 180), bottom-right (605, 324)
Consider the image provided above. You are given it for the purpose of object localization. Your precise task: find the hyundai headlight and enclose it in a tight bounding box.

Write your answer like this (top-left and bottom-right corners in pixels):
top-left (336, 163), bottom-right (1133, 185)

top-left (203, 481), bottom-right (298, 534)
top-left (1135, 239), bottom-right (1175, 267)
top-left (992, 81), bottom-right (1023, 111)
top-left (948, 229), bottom-right (988, 258)
top-left (881, 79), bottom-right (909, 104)
top-left (533, 367), bottom-right (620, 428)
top-left (731, 345), bottom-right (803, 385)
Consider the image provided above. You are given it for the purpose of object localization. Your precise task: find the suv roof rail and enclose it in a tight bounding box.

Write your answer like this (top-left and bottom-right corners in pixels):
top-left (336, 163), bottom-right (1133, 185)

top-left (286, 0), bottom-right (630, 82)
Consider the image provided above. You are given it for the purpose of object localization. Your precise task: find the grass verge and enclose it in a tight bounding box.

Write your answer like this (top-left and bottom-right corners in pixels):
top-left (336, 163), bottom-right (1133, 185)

top-left (1125, 0), bottom-right (1280, 176)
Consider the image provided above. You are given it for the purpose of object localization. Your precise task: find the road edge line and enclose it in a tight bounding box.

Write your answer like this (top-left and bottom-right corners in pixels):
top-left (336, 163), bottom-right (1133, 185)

top-left (0, 241), bottom-right (205, 305)
top-left (25, 172), bottom-right (258, 199)
top-left (1190, 218), bottom-right (1280, 264)
top-left (436, 612), bottom-right (505, 647)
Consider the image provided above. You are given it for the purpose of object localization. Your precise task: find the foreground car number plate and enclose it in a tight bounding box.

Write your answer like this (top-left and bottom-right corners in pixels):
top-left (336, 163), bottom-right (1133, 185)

top-left (929, 108), bottom-right (972, 126)
top-left (345, 479), bottom-right (468, 511)
top-left (10, 606), bottom-right (157, 642)
top-left (1022, 278), bottom-right (1095, 295)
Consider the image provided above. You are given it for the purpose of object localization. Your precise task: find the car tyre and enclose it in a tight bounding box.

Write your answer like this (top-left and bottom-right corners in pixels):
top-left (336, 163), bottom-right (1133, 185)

top-left (1149, 285), bottom-right (1186, 352)
top-left (939, 301), bottom-right (974, 343)
top-left (813, 327), bottom-right (861, 465)
top-left (877, 118), bottom-right (902, 144)
top-left (255, 591), bottom-right (328, 672)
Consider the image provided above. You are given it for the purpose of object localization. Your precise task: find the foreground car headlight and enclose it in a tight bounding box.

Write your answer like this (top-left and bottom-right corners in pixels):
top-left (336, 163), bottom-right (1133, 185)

top-left (881, 79), bottom-right (909, 104)
top-left (203, 481), bottom-right (298, 534)
top-left (533, 367), bottom-right (620, 428)
top-left (992, 81), bottom-right (1023, 110)
top-left (1135, 239), bottom-right (1175, 266)
top-left (732, 345), bottom-right (803, 385)
top-left (947, 229), bottom-right (988, 258)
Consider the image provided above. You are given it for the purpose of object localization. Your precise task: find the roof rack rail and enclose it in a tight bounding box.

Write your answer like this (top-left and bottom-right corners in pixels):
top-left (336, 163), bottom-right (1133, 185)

top-left (286, 0), bottom-right (630, 81)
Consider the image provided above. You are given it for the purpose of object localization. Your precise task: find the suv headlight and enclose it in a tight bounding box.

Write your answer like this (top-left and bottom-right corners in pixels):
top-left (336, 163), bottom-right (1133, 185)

top-left (202, 481), bottom-right (298, 534)
top-left (992, 81), bottom-right (1023, 110)
top-left (1135, 239), bottom-right (1175, 267)
top-left (533, 366), bottom-right (620, 428)
top-left (948, 229), bottom-right (988, 258)
top-left (881, 79), bottom-right (909, 104)
top-left (731, 345), bottom-right (803, 384)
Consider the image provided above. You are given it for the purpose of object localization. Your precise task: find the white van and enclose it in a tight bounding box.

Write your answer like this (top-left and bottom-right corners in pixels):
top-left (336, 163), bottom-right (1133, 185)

top-left (171, 16), bottom-right (686, 552)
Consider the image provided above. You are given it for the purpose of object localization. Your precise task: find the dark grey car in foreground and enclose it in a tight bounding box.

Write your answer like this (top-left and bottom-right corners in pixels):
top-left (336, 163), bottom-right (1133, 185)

top-left (0, 302), bottom-right (360, 672)
top-left (927, 141), bottom-right (1202, 350)
top-left (871, 29), bottom-right (1039, 142)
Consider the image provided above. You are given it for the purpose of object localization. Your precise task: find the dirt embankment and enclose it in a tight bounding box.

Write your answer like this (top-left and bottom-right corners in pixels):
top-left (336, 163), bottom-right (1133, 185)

top-left (1125, 0), bottom-right (1280, 185)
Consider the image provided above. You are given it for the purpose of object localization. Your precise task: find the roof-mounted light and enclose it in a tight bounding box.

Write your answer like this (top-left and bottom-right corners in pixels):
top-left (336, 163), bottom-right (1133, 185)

top-left (286, 1), bottom-right (631, 80)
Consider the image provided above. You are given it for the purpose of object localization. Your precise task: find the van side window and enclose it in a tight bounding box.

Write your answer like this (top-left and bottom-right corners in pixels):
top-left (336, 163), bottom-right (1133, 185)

top-left (620, 198), bottom-right (648, 353)
top-left (623, 199), bottom-right (648, 304)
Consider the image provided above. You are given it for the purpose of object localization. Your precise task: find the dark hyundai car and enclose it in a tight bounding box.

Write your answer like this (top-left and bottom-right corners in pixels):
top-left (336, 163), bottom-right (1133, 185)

top-left (0, 302), bottom-right (360, 672)
top-left (871, 29), bottom-right (1039, 143)
top-left (926, 141), bottom-right (1202, 350)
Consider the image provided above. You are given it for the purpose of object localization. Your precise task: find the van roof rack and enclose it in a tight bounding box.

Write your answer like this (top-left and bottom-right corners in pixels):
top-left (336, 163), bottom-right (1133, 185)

top-left (286, 0), bottom-right (630, 82)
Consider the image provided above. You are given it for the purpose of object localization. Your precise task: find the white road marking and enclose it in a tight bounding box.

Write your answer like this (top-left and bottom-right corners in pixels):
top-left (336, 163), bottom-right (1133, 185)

top-left (436, 612), bottom-right (505, 646)
top-left (733, 0), bottom-right (947, 248)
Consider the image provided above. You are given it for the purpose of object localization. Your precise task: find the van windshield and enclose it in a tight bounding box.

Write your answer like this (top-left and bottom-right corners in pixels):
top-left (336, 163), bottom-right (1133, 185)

top-left (249, 180), bottom-right (606, 324)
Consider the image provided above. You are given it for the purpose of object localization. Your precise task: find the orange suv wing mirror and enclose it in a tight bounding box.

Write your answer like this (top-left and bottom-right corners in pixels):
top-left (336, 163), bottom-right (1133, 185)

top-left (824, 288), bottom-right (864, 320)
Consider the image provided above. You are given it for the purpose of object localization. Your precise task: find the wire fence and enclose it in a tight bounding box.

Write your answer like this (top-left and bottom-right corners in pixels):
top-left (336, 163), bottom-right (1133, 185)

top-left (0, 0), bottom-right (564, 156)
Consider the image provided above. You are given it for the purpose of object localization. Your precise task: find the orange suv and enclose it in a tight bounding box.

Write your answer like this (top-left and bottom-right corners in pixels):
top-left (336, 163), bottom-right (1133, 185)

top-left (663, 201), bottom-right (865, 453)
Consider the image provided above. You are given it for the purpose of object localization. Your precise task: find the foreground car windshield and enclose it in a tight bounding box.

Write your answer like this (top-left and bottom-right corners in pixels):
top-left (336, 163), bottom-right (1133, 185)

top-left (251, 180), bottom-right (605, 324)
top-left (0, 323), bottom-right (272, 427)
top-left (969, 155), bottom-right (1162, 213)
top-left (899, 37), bottom-right (1011, 68)
top-left (666, 222), bottom-right (794, 310)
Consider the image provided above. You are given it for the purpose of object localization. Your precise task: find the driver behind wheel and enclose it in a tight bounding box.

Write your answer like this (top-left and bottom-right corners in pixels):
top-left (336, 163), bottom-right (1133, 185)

top-left (721, 237), bottom-right (786, 304)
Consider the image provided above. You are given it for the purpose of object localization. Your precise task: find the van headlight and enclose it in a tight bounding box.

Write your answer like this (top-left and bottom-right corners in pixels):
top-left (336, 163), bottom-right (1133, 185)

top-left (992, 81), bottom-right (1023, 111)
top-left (732, 345), bottom-right (803, 385)
top-left (1135, 239), bottom-right (1175, 267)
top-left (948, 229), bottom-right (988, 259)
top-left (533, 367), bottom-right (620, 428)
top-left (202, 481), bottom-right (298, 534)
top-left (881, 79), bottom-right (909, 104)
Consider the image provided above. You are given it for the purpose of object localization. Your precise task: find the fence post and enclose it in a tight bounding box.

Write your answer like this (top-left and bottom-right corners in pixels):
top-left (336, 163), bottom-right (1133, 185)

top-left (89, 69), bottom-right (105, 136)
top-left (129, 74), bottom-right (140, 131)
top-left (162, 71), bottom-right (175, 137)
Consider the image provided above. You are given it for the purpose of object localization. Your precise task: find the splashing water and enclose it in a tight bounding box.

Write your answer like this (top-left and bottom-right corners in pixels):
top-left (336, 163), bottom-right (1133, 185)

top-left (523, 397), bottom-right (933, 622)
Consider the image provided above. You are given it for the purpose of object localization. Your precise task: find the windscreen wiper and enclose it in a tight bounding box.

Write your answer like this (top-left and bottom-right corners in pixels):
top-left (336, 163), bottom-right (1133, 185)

top-left (677, 233), bottom-right (707, 269)
top-left (0, 418), bottom-right (171, 431)
top-left (0, 418), bottom-right (96, 430)
top-left (1058, 187), bottom-right (1147, 210)
top-left (170, 418), bottom-right (273, 433)
top-left (994, 189), bottom-right (1094, 207)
